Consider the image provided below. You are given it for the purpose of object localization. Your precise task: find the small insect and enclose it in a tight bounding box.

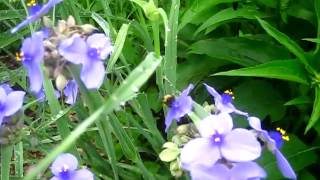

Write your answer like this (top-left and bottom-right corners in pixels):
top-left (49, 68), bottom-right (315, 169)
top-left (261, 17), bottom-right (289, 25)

top-left (163, 94), bottom-right (175, 106)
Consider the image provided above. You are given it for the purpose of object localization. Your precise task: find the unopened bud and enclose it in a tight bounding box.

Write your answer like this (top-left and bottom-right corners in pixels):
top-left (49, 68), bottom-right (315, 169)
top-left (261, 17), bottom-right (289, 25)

top-left (56, 74), bottom-right (68, 91)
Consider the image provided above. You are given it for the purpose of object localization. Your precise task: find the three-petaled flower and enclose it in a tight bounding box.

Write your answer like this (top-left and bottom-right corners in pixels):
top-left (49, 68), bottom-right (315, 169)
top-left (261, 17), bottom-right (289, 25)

top-left (165, 84), bottom-right (194, 132)
top-left (248, 117), bottom-right (296, 179)
top-left (0, 84), bottom-right (25, 126)
top-left (180, 113), bottom-right (261, 170)
top-left (59, 33), bottom-right (113, 89)
top-left (50, 153), bottom-right (94, 180)
top-left (18, 31), bottom-right (44, 93)
top-left (204, 83), bottom-right (248, 116)
top-left (11, 0), bottom-right (63, 33)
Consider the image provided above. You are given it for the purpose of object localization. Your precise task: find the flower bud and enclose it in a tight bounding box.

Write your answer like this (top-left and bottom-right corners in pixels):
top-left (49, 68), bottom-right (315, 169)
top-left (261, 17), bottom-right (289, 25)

top-left (56, 74), bottom-right (68, 91)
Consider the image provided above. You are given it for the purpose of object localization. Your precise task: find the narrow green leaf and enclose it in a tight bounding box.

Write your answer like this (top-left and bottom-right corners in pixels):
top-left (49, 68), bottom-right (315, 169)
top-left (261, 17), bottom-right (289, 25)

top-left (91, 12), bottom-right (111, 37)
top-left (107, 24), bottom-right (130, 72)
top-left (1, 145), bottom-right (13, 180)
top-left (195, 7), bottom-right (267, 35)
top-left (257, 18), bottom-right (317, 75)
top-left (24, 52), bottom-right (161, 180)
top-left (215, 60), bottom-right (310, 85)
top-left (314, 0), bottom-right (320, 54)
top-left (284, 96), bottom-right (312, 106)
top-left (305, 85), bottom-right (320, 133)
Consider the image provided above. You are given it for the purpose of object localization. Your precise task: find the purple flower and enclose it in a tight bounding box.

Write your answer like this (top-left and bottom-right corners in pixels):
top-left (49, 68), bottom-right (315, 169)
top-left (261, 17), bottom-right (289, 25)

top-left (190, 162), bottom-right (266, 180)
top-left (50, 153), bottom-right (94, 180)
top-left (248, 117), bottom-right (296, 179)
top-left (59, 33), bottom-right (112, 89)
top-left (165, 84), bottom-right (194, 132)
top-left (11, 0), bottom-right (63, 33)
top-left (0, 86), bottom-right (25, 126)
top-left (18, 31), bottom-right (44, 93)
top-left (180, 113), bottom-right (261, 170)
top-left (204, 83), bottom-right (248, 116)
top-left (64, 80), bottom-right (78, 105)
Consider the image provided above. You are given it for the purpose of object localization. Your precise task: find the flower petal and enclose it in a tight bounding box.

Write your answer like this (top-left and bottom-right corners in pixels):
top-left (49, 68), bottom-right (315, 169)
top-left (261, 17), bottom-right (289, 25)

top-left (230, 162), bottom-right (267, 180)
top-left (180, 138), bottom-right (220, 170)
top-left (190, 164), bottom-right (230, 180)
top-left (21, 32), bottom-right (44, 63)
top-left (274, 149), bottom-right (296, 179)
top-left (198, 113), bottom-right (233, 138)
top-left (165, 108), bottom-right (176, 132)
top-left (59, 34), bottom-right (87, 64)
top-left (70, 168), bottom-right (94, 180)
top-left (221, 128), bottom-right (261, 162)
top-left (80, 60), bottom-right (105, 89)
top-left (204, 83), bottom-right (222, 102)
top-left (51, 153), bottom-right (78, 176)
top-left (4, 91), bottom-right (25, 116)
top-left (64, 80), bottom-right (78, 105)
top-left (23, 61), bottom-right (43, 93)
top-left (86, 33), bottom-right (113, 60)
top-left (0, 84), bottom-right (13, 94)
top-left (248, 116), bottom-right (262, 131)
top-left (0, 87), bottom-right (7, 105)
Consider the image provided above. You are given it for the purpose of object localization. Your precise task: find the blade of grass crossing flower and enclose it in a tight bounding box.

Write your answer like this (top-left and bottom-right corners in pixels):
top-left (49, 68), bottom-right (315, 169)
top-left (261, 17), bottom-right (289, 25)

top-left (24, 52), bottom-right (161, 180)
top-left (107, 24), bottom-right (130, 72)
top-left (163, 0), bottom-right (179, 94)
top-left (1, 145), bottom-right (13, 180)
top-left (257, 18), bottom-right (318, 76)
top-left (42, 68), bottom-right (79, 158)
top-left (91, 12), bottom-right (111, 37)
top-left (305, 85), bottom-right (320, 133)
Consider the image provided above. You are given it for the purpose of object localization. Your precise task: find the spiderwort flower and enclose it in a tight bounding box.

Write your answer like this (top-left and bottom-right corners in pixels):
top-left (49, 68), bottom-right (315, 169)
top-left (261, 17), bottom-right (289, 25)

top-left (59, 33), bottom-right (113, 89)
top-left (164, 84), bottom-right (194, 132)
top-left (204, 83), bottom-right (247, 116)
top-left (180, 113), bottom-right (261, 170)
top-left (64, 80), bottom-right (78, 105)
top-left (50, 153), bottom-right (94, 180)
top-left (189, 162), bottom-right (266, 180)
top-left (17, 31), bottom-right (44, 93)
top-left (248, 117), bottom-right (296, 179)
top-left (11, 0), bottom-right (63, 33)
top-left (0, 86), bottom-right (25, 126)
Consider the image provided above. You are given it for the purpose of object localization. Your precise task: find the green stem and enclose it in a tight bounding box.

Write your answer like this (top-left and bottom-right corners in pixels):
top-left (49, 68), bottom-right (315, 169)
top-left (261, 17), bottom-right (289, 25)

top-left (1, 145), bottom-right (13, 180)
top-left (152, 22), bottom-right (161, 57)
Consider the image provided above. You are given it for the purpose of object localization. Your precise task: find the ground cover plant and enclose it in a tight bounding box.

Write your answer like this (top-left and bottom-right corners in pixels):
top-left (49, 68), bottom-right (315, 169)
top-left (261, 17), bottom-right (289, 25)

top-left (0, 0), bottom-right (320, 179)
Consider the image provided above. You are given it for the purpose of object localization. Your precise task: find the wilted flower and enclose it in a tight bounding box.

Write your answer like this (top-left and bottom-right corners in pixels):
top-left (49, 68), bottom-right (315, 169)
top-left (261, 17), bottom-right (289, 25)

top-left (50, 153), bottom-right (94, 180)
top-left (17, 31), bottom-right (44, 93)
top-left (0, 85), bottom-right (25, 126)
top-left (180, 113), bottom-right (261, 170)
top-left (204, 83), bottom-right (247, 116)
top-left (59, 33), bottom-right (113, 89)
top-left (64, 80), bottom-right (78, 105)
top-left (164, 84), bottom-right (194, 132)
top-left (189, 162), bottom-right (266, 180)
top-left (11, 0), bottom-right (63, 33)
top-left (248, 117), bottom-right (296, 179)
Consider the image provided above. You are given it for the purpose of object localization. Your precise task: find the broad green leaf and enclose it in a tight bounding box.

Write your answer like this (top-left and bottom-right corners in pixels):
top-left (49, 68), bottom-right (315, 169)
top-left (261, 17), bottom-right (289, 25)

top-left (179, 0), bottom-right (238, 30)
top-left (195, 7), bottom-right (267, 35)
top-left (305, 85), bottom-right (320, 133)
top-left (215, 60), bottom-right (310, 85)
top-left (189, 37), bottom-right (291, 66)
top-left (1, 145), bottom-right (13, 180)
top-left (257, 18), bottom-right (316, 75)
top-left (233, 80), bottom-right (286, 121)
top-left (284, 96), bottom-right (312, 106)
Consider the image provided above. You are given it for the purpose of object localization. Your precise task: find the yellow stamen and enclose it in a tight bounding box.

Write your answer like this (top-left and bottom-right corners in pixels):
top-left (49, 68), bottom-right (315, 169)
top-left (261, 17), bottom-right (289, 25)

top-left (276, 127), bottom-right (290, 141)
top-left (27, 0), bottom-right (37, 7)
top-left (224, 89), bottom-right (235, 99)
top-left (15, 52), bottom-right (23, 61)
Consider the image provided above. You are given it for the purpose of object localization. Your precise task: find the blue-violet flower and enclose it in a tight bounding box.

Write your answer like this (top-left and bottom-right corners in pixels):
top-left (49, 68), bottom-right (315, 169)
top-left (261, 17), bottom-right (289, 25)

top-left (165, 84), bottom-right (194, 132)
top-left (0, 85), bottom-right (25, 126)
top-left (180, 113), bottom-right (261, 170)
top-left (50, 153), bottom-right (94, 180)
top-left (64, 80), bottom-right (78, 105)
top-left (11, 0), bottom-right (63, 33)
top-left (18, 31), bottom-right (44, 93)
top-left (248, 116), bottom-right (296, 179)
top-left (204, 83), bottom-right (247, 116)
top-left (189, 162), bottom-right (266, 180)
top-left (59, 33), bottom-right (112, 89)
